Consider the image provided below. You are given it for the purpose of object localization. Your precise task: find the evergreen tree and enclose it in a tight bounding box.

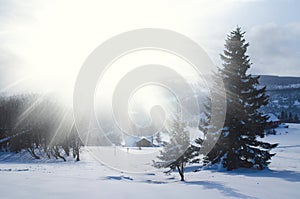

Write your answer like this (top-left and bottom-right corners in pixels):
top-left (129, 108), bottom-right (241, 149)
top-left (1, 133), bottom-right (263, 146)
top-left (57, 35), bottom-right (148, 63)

top-left (280, 111), bottom-right (286, 122)
top-left (288, 112), bottom-right (293, 123)
top-left (202, 27), bottom-right (278, 170)
top-left (154, 117), bottom-right (199, 181)
top-left (155, 131), bottom-right (162, 145)
top-left (294, 114), bottom-right (299, 123)
top-left (197, 78), bottom-right (226, 165)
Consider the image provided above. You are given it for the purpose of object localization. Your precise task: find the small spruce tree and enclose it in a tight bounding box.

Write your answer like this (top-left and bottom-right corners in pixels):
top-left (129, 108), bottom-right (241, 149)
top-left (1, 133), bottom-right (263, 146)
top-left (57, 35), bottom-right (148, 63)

top-left (155, 131), bottom-right (162, 145)
top-left (154, 117), bottom-right (199, 181)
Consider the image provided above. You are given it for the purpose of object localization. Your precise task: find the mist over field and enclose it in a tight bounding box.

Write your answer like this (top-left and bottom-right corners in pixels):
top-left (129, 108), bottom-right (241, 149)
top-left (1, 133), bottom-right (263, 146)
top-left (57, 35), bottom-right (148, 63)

top-left (1, 1), bottom-right (300, 199)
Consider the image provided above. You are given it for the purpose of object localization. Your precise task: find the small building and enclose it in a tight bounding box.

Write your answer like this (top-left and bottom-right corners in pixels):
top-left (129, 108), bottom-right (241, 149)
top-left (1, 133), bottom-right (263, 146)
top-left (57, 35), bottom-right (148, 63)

top-left (266, 113), bottom-right (281, 128)
top-left (135, 137), bottom-right (153, 147)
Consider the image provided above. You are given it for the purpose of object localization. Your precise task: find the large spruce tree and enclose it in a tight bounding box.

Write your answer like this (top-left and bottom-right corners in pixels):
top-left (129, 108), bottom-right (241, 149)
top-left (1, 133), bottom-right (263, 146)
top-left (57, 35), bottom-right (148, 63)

top-left (203, 27), bottom-right (278, 170)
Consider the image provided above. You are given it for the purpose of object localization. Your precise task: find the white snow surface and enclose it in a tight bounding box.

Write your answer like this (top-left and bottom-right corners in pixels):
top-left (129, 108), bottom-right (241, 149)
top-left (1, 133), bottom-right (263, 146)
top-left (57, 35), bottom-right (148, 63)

top-left (1, 124), bottom-right (300, 199)
top-left (294, 100), bottom-right (300, 106)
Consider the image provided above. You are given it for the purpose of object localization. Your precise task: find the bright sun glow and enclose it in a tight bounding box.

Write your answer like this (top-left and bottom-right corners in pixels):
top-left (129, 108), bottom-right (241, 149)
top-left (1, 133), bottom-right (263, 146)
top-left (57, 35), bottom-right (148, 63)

top-left (3, 0), bottom-right (230, 105)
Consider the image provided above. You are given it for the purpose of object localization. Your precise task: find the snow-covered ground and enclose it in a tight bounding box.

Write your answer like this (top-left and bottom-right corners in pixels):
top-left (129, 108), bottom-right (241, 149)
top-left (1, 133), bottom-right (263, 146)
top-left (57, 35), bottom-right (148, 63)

top-left (1, 124), bottom-right (300, 199)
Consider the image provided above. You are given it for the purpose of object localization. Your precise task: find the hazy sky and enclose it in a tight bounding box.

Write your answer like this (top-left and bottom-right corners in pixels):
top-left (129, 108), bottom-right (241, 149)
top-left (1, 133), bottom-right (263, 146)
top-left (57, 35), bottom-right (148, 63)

top-left (0, 0), bottom-right (300, 96)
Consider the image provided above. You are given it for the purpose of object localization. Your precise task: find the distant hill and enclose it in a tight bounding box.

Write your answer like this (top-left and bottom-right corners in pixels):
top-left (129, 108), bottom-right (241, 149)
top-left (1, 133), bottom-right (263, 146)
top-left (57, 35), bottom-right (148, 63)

top-left (259, 75), bottom-right (300, 90)
top-left (259, 75), bottom-right (300, 118)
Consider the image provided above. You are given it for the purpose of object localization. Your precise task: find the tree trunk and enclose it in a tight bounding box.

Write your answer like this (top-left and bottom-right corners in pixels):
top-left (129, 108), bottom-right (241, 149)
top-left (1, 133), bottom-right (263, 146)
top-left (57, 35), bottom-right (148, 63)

top-left (44, 146), bottom-right (51, 158)
top-left (57, 152), bottom-right (66, 162)
top-left (75, 147), bottom-right (80, 161)
top-left (72, 147), bottom-right (76, 158)
top-left (53, 146), bottom-right (66, 161)
top-left (63, 146), bottom-right (70, 156)
top-left (74, 138), bottom-right (80, 161)
top-left (27, 147), bottom-right (40, 159)
top-left (177, 165), bottom-right (184, 181)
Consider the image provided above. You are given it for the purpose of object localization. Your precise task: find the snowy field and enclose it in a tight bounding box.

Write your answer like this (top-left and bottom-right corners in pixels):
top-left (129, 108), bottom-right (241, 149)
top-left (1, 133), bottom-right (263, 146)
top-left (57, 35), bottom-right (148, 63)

top-left (1, 124), bottom-right (300, 199)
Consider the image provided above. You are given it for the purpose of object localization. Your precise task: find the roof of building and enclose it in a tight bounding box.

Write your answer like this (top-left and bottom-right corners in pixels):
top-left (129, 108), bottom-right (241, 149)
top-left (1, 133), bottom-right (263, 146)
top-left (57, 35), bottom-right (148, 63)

top-left (266, 113), bottom-right (280, 122)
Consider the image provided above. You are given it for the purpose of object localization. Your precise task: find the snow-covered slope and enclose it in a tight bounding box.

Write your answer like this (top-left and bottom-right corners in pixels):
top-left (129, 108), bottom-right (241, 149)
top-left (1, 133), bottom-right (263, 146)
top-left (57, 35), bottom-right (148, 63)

top-left (259, 75), bottom-right (300, 116)
top-left (0, 124), bottom-right (300, 199)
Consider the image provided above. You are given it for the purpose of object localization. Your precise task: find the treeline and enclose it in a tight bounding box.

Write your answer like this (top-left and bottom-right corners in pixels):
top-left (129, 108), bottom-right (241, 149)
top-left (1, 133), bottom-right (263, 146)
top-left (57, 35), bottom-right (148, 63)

top-left (279, 111), bottom-right (299, 123)
top-left (0, 94), bottom-right (81, 161)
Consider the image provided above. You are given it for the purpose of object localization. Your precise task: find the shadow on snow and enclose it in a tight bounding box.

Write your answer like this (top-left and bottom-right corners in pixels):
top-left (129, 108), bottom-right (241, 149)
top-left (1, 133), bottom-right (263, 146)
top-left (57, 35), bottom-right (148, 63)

top-left (185, 180), bottom-right (258, 199)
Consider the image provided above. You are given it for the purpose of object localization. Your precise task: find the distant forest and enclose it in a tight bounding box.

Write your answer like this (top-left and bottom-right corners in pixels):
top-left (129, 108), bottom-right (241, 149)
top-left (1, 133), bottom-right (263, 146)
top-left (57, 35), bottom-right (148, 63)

top-left (259, 75), bottom-right (300, 118)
